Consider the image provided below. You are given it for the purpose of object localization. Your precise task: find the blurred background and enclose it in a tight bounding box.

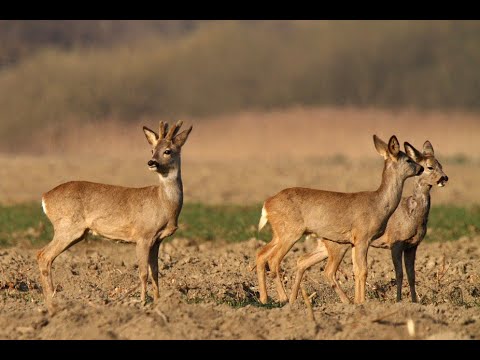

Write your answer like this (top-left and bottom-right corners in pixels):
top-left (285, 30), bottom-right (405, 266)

top-left (0, 20), bottom-right (479, 205)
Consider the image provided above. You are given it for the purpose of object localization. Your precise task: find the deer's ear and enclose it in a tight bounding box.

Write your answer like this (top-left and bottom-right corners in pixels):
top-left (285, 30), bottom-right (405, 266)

top-left (173, 126), bottom-right (192, 148)
top-left (143, 126), bottom-right (159, 147)
top-left (388, 136), bottom-right (400, 158)
top-left (373, 135), bottom-right (389, 159)
top-left (404, 142), bottom-right (423, 163)
top-left (423, 140), bottom-right (434, 156)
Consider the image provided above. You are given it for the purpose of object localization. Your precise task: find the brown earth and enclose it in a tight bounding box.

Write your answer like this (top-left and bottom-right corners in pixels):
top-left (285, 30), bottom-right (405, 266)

top-left (1, 235), bottom-right (479, 340)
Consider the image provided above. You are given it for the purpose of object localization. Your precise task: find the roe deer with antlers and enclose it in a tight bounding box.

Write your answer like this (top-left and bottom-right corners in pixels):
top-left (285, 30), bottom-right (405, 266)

top-left (293, 140), bottom-right (448, 304)
top-left (37, 120), bottom-right (192, 312)
top-left (256, 135), bottom-right (424, 305)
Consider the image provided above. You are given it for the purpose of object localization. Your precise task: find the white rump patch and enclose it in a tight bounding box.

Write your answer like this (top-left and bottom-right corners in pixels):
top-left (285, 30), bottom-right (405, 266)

top-left (258, 204), bottom-right (268, 232)
top-left (41, 198), bottom-right (48, 216)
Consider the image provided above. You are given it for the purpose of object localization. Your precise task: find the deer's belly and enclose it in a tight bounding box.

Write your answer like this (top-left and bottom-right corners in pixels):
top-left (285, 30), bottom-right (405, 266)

top-left (89, 228), bottom-right (136, 243)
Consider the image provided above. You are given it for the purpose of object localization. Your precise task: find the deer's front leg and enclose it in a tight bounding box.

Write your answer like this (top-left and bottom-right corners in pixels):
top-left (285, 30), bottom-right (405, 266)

top-left (352, 240), bottom-right (369, 304)
top-left (404, 244), bottom-right (418, 303)
top-left (391, 241), bottom-right (405, 302)
top-left (148, 241), bottom-right (161, 302)
top-left (136, 242), bottom-right (151, 304)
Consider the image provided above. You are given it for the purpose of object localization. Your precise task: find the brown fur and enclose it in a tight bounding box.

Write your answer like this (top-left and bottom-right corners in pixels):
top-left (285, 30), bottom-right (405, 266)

top-left (256, 135), bottom-right (424, 305)
top-left (37, 120), bottom-right (192, 314)
top-left (304, 141), bottom-right (448, 304)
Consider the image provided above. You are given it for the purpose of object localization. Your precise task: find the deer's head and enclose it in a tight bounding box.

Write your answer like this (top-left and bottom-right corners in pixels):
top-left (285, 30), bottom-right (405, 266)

top-left (404, 141), bottom-right (448, 188)
top-left (143, 120), bottom-right (193, 177)
top-left (373, 135), bottom-right (424, 181)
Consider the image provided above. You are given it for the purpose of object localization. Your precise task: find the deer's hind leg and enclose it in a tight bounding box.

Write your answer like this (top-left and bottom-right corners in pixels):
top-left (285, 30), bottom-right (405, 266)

top-left (37, 223), bottom-right (88, 311)
top-left (269, 226), bottom-right (305, 303)
top-left (289, 238), bottom-right (329, 305)
top-left (256, 236), bottom-right (279, 304)
top-left (323, 240), bottom-right (351, 304)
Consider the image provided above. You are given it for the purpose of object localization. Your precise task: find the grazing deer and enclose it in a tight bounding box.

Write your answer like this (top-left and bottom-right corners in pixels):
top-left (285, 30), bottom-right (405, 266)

top-left (37, 120), bottom-right (192, 311)
top-left (256, 135), bottom-right (424, 305)
top-left (293, 140), bottom-right (448, 304)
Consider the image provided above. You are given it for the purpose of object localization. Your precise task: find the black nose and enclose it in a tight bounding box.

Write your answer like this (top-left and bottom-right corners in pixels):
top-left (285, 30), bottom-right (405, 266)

top-left (417, 166), bottom-right (424, 175)
top-left (148, 160), bottom-right (158, 167)
top-left (443, 176), bottom-right (449, 182)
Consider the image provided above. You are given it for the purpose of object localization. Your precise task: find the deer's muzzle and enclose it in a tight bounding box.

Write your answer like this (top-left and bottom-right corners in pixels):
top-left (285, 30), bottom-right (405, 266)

top-left (437, 175), bottom-right (448, 187)
top-left (148, 160), bottom-right (159, 170)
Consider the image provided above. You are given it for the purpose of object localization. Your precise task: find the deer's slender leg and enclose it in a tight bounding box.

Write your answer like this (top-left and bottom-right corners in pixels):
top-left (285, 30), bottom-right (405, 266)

top-left (352, 240), bottom-right (369, 304)
top-left (323, 240), bottom-right (351, 304)
top-left (260, 237), bottom-right (278, 278)
top-left (256, 236), bottom-right (278, 304)
top-left (136, 242), bottom-right (151, 304)
top-left (289, 240), bottom-right (329, 305)
top-left (266, 238), bottom-right (278, 278)
top-left (37, 227), bottom-right (87, 296)
top-left (269, 229), bottom-right (304, 303)
top-left (391, 241), bottom-right (405, 302)
top-left (148, 241), bottom-right (161, 302)
top-left (404, 244), bottom-right (418, 303)
top-left (37, 225), bottom-right (87, 311)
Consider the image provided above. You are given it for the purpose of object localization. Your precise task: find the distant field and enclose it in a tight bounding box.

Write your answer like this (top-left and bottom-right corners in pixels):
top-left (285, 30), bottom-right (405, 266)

top-left (1, 202), bottom-right (478, 247)
top-left (0, 154), bottom-right (476, 206)
top-left (0, 107), bottom-right (479, 206)
top-left (4, 107), bottom-right (480, 159)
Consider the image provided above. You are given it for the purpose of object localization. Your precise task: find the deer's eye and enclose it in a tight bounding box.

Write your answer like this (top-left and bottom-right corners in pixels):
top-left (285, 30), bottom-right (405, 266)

top-left (164, 149), bottom-right (172, 155)
top-left (428, 166), bottom-right (434, 170)
top-left (406, 159), bottom-right (413, 163)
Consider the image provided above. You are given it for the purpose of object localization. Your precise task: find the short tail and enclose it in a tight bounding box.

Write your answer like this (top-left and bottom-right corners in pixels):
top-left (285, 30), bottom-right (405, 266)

top-left (258, 204), bottom-right (268, 232)
top-left (41, 195), bottom-right (48, 216)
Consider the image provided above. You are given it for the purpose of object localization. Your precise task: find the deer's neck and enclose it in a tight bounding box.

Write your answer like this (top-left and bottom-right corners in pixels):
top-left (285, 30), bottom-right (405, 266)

top-left (411, 177), bottom-right (431, 215)
top-left (376, 163), bottom-right (405, 217)
top-left (157, 163), bottom-right (183, 205)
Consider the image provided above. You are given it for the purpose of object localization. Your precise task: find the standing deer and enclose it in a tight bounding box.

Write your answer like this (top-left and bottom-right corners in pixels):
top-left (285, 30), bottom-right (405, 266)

top-left (291, 140), bottom-right (448, 304)
top-left (256, 135), bottom-right (424, 305)
top-left (37, 120), bottom-right (192, 312)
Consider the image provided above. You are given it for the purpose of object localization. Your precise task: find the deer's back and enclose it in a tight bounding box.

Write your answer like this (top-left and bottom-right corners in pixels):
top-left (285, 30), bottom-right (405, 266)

top-left (42, 181), bottom-right (163, 227)
top-left (265, 187), bottom-right (384, 242)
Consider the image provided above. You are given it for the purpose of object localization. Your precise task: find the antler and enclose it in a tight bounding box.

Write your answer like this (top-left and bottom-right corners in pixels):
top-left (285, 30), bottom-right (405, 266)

top-left (159, 121), bottom-right (168, 139)
top-left (165, 120), bottom-right (183, 140)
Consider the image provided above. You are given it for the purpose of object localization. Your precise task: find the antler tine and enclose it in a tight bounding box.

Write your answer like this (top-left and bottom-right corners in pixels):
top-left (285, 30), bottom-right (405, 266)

top-left (166, 120), bottom-right (184, 140)
top-left (159, 121), bottom-right (168, 139)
